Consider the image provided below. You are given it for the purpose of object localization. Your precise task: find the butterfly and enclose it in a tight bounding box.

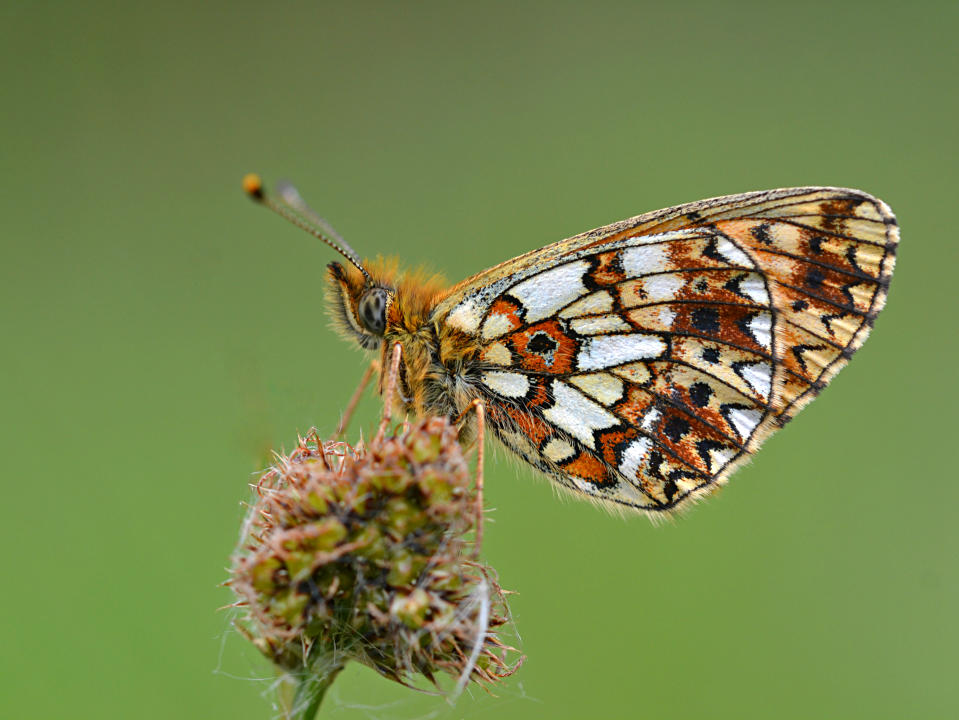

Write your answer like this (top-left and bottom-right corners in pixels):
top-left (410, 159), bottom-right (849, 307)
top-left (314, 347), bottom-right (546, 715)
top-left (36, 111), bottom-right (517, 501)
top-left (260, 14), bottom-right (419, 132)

top-left (244, 174), bottom-right (897, 516)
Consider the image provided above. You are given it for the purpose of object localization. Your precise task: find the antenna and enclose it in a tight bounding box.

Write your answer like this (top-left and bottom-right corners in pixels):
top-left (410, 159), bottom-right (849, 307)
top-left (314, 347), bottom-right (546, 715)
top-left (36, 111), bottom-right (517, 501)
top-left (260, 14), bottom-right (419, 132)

top-left (242, 173), bottom-right (371, 282)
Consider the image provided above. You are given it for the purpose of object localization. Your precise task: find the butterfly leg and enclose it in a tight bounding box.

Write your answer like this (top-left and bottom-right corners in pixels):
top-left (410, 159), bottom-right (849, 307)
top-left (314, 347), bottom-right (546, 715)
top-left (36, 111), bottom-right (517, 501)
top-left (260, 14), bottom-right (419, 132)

top-left (374, 341), bottom-right (404, 445)
top-left (335, 361), bottom-right (376, 439)
top-left (455, 398), bottom-right (486, 557)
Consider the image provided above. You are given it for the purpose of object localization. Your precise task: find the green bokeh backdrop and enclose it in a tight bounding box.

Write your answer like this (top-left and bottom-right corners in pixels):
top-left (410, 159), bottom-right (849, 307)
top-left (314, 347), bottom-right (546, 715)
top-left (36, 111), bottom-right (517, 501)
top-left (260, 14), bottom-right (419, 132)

top-left (2, 2), bottom-right (956, 718)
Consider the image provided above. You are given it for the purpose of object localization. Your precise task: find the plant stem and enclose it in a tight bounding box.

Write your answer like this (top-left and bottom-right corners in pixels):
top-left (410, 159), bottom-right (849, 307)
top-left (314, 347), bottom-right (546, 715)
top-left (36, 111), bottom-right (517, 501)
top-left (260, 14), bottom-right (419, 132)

top-left (290, 662), bottom-right (345, 720)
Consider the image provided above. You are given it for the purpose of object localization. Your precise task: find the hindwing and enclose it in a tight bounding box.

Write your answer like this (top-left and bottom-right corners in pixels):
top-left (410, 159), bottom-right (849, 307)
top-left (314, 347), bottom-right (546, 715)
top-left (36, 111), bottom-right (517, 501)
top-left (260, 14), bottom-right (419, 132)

top-left (433, 187), bottom-right (897, 513)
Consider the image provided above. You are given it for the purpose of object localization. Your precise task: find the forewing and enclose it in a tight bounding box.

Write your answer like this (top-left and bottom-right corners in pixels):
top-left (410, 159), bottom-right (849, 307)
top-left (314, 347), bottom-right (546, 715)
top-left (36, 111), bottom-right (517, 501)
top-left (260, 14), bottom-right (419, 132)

top-left (435, 188), bottom-right (897, 513)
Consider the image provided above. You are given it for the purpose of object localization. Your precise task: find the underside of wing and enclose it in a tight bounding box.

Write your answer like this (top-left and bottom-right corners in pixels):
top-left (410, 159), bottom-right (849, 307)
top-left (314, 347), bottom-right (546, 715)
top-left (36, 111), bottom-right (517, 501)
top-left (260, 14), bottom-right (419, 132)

top-left (437, 188), bottom-right (897, 514)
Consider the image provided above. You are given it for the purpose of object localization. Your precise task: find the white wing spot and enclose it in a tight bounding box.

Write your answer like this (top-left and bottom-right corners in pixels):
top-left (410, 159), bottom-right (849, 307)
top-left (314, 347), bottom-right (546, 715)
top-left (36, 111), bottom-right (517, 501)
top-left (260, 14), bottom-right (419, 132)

top-left (569, 373), bottom-right (624, 405)
top-left (571, 314), bottom-right (632, 335)
top-left (716, 237), bottom-right (754, 267)
top-left (727, 407), bottom-right (762, 441)
top-left (571, 476), bottom-right (600, 495)
top-left (543, 438), bottom-right (576, 463)
top-left (446, 297), bottom-right (484, 333)
top-left (481, 342), bottom-right (512, 366)
top-left (641, 407), bottom-right (662, 432)
top-left (618, 437), bottom-right (652, 483)
top-left (481, 312), bottom-right (514, 340)
top-left (643, 274), bottom-right (685, 302)
top-left (739, 273), bottom-right (770, 304)
top-left (621, 244), bottom-right (668, 276)
top-left (657, 306), bottom-right (677, 328)
top-left (704, 445), bottom-right (737, 473)
top-left (747, 312), bottom-right (772, 350)
top-left (559, 290), bottom-right (613, 318)
top-left (738, 362), bottom-right (772, 400)
top-left (543, 381), bottom-right (618, 448)
top-left (481, 371), bottom-right (530, 398)
top-left (577, 334), bottom-right (666, 371)
top-left (509, 260), bottom-right (589, 323)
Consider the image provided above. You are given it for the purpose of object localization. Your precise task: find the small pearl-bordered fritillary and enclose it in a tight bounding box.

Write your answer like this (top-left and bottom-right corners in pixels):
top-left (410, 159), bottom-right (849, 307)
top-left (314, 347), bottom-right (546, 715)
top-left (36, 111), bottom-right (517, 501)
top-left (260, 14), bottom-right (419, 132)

top-left (246, 178), bottom-right (897, 517)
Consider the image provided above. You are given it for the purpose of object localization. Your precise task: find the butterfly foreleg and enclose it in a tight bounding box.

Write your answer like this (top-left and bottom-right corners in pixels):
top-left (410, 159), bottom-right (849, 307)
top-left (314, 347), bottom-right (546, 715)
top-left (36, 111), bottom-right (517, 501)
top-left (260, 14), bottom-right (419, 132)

top-left (455, 398), bottom-right (486, 557)
top-left (335, 361), bottom-right (377, 439)
top-left (375, 341), bottom-right (405, 444)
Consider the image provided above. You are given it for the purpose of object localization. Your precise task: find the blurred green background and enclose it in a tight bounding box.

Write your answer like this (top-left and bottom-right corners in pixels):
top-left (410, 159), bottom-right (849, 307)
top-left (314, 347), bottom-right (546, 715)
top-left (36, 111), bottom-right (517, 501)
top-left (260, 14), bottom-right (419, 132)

top-left (2, 1), bottom-right (957, 718)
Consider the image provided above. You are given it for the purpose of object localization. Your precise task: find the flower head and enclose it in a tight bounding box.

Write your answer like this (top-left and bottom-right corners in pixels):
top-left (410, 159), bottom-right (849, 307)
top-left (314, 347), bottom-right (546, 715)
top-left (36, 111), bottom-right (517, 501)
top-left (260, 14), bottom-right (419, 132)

top-left (229, 417), bottom-right (521, 698)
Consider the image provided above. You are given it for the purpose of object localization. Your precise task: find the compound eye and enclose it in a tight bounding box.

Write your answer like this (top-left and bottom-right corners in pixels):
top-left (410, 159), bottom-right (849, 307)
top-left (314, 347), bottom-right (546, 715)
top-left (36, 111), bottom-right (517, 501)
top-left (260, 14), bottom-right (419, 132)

top-left (357, 288), bottom-right (388, 335)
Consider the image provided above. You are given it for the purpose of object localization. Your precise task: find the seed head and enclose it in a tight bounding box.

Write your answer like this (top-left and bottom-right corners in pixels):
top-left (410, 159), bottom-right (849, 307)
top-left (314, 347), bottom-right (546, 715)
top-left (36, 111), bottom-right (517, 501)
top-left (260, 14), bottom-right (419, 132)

top-left (229, 417), bottom-right (521, 694)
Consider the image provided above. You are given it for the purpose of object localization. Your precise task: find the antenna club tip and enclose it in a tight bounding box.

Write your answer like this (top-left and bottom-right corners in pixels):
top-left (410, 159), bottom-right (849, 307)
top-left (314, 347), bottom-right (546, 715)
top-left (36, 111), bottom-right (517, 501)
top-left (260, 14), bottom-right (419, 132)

top-left (242, 173), bottom-right (264, 200)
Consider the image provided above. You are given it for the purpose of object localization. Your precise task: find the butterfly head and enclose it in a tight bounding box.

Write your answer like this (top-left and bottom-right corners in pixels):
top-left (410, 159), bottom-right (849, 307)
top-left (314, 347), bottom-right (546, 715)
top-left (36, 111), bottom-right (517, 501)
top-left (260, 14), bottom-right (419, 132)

top-left (326, 261), bottom-right (395, 350)
top-left (244, 174), bottom-right (406, 352)
top-left (244, 174), bottom-right (445, 353)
